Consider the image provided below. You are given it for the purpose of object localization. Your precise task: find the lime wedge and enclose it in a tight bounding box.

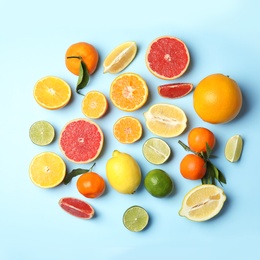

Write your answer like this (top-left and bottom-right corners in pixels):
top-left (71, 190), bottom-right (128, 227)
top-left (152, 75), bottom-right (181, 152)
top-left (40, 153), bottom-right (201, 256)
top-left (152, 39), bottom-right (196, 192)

top-left (123, 206), bottom-right (149, 232)
top-left (224, 135), bottom-right (243, 162)
top-left (142, 137), bottom-right (171, 164)
top-left (29, 120), bottom-right (55, 146)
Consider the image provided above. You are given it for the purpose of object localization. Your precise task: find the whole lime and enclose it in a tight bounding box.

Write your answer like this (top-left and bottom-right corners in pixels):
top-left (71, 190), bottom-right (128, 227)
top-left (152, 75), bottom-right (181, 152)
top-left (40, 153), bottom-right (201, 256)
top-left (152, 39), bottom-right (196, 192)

top-left (144, 169), bottom-right (174, 198)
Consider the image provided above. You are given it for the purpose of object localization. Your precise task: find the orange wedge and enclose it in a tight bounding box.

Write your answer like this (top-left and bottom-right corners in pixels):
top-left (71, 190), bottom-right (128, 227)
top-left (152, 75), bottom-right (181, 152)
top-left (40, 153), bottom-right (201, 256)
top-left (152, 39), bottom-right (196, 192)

top-left (110, 73), bottom-right (149, 112)
top-left (82, 90), bottom-right (108, 119)
top-left (33, 76), bottom-right (71, 110)
top-left (113, 116), bottom-right (142, 144)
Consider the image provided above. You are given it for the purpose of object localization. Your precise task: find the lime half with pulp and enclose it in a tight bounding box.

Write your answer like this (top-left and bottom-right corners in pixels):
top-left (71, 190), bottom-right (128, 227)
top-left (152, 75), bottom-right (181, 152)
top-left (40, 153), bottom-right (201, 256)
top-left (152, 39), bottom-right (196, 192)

top-left (29, 120), bottom-right (55, 146)
top-left (142, 137), bottom-right (171, 164)
top-left (225, 135), bottom-right (243, 162)
top-left (123, 206), bottom-right (149, 232)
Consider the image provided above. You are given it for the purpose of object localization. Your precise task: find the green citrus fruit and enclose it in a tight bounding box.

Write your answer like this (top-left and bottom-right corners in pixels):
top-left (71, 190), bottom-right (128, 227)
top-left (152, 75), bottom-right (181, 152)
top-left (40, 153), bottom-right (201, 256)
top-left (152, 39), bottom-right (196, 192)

top-left (144, 169), bottom-right (173, 198)
top-left (225, 134), bottom-right (243, 162)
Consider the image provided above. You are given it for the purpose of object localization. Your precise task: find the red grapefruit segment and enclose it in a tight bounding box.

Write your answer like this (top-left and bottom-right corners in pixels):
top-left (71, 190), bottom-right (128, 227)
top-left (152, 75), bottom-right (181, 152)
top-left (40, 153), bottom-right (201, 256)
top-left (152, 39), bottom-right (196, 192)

top-left (59, 118), bottom-right (104, 164)
top-left (158, 83), bottom-right (193, 98)
top-left (59, 197), bottom-right (94, 219)
top-left (145, 36), bottom-right (190, 80)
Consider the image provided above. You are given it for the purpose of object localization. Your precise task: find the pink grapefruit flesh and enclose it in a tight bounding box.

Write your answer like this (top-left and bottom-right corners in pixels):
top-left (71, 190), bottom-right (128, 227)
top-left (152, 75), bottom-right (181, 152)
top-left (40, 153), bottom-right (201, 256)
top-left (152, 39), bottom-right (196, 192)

top-left (158, 83), bottom-right (193, 98)
top-left (59, 118), bottom-right (104, 163)
top-left (59, 197), bottom-right (94, 219)
top-left (145, 36), bottom-right (190, 80)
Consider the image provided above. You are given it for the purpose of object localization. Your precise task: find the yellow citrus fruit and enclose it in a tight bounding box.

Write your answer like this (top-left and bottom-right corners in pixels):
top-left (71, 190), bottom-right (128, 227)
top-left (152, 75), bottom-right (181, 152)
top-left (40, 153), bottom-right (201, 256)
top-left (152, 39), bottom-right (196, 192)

top-left (29, 152), bottom-right (66, 188)
top-left (82, 91), bottom-right (108, 119)
top-left (33, 76), bottom-right (71, 110)
top-left (106, 150), bottom-right (141, 194)
top-left (179, 184), bottom-right (226, 222)
top-left (110, 73), bottom-right (149, 112)
top-left (113, 116), bottom-right (142, 144)
top-left (193, 73), bottom-right (242, 124)
top-left (225, 134), bottom-right (243, 162)
top-left (103, 41), bottom-right (137, 74)
top-left (144, 103), bottom-right (187, 137)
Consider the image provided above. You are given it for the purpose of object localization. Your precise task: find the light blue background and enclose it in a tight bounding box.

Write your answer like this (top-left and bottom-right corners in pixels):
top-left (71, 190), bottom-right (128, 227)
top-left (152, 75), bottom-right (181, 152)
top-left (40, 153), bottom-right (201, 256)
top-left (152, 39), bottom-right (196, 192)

top-left (1, 0), bottom-right (259, 259)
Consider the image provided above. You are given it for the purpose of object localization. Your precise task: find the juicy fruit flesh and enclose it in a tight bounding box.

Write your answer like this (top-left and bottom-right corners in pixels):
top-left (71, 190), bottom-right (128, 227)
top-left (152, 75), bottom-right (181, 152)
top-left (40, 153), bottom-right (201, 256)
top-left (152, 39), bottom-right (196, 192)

top-left (158, 83), bottom-right (193, 99)
top-left (59, 119), bottom-right (103, 163)
top-left (225, 135), bottom-right (243, 162)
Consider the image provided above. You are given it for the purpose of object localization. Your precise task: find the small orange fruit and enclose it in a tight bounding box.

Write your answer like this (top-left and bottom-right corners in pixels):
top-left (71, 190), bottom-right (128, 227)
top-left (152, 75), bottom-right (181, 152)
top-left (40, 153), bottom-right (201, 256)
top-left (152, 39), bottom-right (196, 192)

top-left (110, 73), bottom-right (149, 112)
top-left (65, 42), bottom-right (99, 76)
top-left (193, 73), bottom-right (242, 124)
top-left (82, 91), bottom-right (108, 119)
top-left (76, 172), bottom-right (106, 199)
top-left (180, 154), bottom-right (206, 180)
top-left (113, 116), bottom-right (142, 144)
top-left (188, 127), bottom-right (215, 153)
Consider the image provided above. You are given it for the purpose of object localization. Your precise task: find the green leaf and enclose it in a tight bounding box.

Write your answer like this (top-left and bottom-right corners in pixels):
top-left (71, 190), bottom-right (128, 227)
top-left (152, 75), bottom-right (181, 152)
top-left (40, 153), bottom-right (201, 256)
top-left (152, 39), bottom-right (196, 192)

top-left (178, 140), bottom-right (193, 152)
top-left (76, 60), bottom-right (89, 95)
top-left (63, 163), bottom-right (95, 185)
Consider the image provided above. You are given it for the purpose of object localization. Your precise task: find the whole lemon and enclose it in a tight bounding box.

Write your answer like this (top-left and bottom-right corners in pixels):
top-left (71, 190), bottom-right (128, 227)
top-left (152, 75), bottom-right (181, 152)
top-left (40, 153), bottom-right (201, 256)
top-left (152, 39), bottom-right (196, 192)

top-left (106, 150), bottom-right (141, 194)
top-left (193, 73), bottom-right (242, 124)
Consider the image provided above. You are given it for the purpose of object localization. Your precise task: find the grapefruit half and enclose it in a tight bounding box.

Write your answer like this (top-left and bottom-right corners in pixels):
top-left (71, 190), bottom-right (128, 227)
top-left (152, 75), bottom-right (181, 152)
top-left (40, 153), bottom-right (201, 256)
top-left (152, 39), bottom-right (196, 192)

top-left (145, 36), bottom-right (190, 80)
top-left (59, 118), bottom-right (104, 164)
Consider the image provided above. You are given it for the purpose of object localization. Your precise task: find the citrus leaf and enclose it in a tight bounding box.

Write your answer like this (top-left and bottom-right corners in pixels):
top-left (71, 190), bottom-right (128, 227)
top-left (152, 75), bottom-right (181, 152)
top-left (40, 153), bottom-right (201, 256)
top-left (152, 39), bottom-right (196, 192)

top-left (76, 60), bottom-right (89, 95)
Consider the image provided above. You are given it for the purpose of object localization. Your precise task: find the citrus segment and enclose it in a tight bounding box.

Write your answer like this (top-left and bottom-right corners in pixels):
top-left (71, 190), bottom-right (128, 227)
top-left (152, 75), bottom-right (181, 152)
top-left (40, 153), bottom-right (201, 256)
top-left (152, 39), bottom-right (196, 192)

top-left (113, 116), bottom-right (142, 144)
top-left (193, 73), bottom-right (242, 124)
top-left (225, 135), bottom-right (243, 162)
top-left (103, 41), bottom-right (137, 74)
top-left (158, 83), bottom-right (193, 99)
top-left (29, 120), bottom-right (55, 146)
top-left (29, 152), bottom-right (66, 188)
top-left (110, 73), bottom-right (149, 112)
top-left (59, 118), bottom-right (104, 164)
top-left (142, 137), bottom-right (171, 164)
top-left (144, 103), bottom-right (187, 138)
top-left (123, 206), bottom-right (149, 232)
top-left (145, 36), bottom-right (190, 80)
top-left (179, 184), bottom-right (226, 222)
top-left (82, 91), bottom-right (108, 119)
top-left (33, 76), bottom-right (71, 110)
top-left (59, 197), bottom-right (95, 219)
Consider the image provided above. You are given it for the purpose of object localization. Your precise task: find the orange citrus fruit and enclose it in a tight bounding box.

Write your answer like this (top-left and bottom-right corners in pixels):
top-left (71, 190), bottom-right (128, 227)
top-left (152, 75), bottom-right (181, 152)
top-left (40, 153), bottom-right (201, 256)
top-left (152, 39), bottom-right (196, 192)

top-left (180, 154), bottom-right (206, 180)
top-left (145, 36), bottom-right (190, 80)
top-left (193, 73), bottom-right (242, 124)
top-left (188, 127), bottom-right (216, 153)
top-left (29, 152), bottom-right (66, 188)
top-left (65, 42), bottom-right (99, 76)
top-left (82, 91), bottom-right (108, 119)
top-left (110, 73), bottom-right (149, 112)
top-left (33, 76), bottom-right (71, 110)
top-left (76, 172), bottom-right (106, 198)
top-left (113, 116), bottom-right (142, 144)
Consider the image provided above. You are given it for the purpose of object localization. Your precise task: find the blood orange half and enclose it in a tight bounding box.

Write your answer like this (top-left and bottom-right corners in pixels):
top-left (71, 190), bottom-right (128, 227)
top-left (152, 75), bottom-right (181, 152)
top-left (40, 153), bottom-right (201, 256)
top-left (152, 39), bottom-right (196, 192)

top-left (145, 36), bottom-right (190, 80)
top-left (59, 118), bottom-right (104, 164)
top-left (59, 197), bottom-right (94, 219)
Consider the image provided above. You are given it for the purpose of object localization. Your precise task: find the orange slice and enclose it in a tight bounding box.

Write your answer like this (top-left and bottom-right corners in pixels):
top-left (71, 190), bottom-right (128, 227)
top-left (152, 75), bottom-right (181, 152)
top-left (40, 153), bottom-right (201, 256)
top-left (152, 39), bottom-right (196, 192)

top-left (110, 73), bottom-right (149, 112)
top-left (29, 152), bottom-right (66, 188)
top-left (82, 91), bottom-right (108, 119)
top-left (113, 116), bottom-right (142, 144)
top-left (144, 103), bottom-right (187, 138)
top-left (33, 76), bottom-right (71, 110)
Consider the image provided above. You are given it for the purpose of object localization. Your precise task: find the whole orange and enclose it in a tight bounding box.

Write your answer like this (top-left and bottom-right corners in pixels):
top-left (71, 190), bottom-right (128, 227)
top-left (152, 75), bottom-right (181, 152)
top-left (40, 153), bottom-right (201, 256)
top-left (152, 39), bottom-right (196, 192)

top-left (76, 172), bottom-right (105, 198)
top-left (65, 42), bottom-right (99, 76)
top-left (193, 73), bottom-right (242, 124)
top-left (188, 127), bottom-right (215, 153)
top-left (180, 154), bottom-right (206, 180)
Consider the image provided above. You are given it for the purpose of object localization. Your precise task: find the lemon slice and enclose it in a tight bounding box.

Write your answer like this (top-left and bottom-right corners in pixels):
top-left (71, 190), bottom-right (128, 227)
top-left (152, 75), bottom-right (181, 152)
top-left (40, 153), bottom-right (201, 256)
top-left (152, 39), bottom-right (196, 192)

top-left (179, 184), bottom-right (226, 222)
top-left (103, 41), bottom-right (137, 74)
top-left (225, 135), bottom-right (243, 162)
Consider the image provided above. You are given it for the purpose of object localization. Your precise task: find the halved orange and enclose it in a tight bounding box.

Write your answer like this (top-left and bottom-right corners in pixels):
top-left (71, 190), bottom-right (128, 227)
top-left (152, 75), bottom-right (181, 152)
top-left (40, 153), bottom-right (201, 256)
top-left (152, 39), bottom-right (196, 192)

top-left (113, 116), bottom-right (142, 144)
top-left (82, 90), bottom-right (108, 119)
top-left (110, 73), bottom-right (149, 112)
top-left (33, 76), bottom-right (71, 110)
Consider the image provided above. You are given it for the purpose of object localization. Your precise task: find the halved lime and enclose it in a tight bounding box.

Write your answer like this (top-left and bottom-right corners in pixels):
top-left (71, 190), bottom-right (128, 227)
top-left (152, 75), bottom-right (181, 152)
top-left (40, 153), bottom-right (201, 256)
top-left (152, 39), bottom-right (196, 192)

top-left (142, 137), bottom-right (171, 164)
top-left (225, 135), bottom-right (243, 162)
top-left (123, 206), bottom-right (149, 232)
top-left (29, 120), bottom-right (55, 146)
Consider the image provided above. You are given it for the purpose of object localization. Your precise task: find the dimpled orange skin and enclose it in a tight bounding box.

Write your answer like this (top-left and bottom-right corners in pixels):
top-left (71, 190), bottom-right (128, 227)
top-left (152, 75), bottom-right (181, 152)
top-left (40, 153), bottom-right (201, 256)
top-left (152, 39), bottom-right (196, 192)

top-left (193, 74), bottom-right (242, 124)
